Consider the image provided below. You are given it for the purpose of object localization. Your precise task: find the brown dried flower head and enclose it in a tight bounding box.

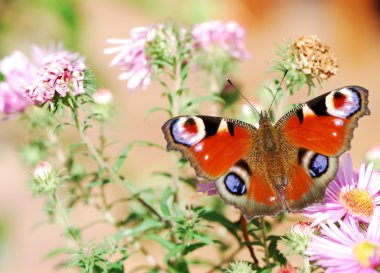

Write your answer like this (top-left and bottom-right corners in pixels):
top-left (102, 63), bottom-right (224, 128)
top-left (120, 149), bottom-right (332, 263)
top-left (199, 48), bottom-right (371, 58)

top-left (293, 35), bottom-right (338, 81)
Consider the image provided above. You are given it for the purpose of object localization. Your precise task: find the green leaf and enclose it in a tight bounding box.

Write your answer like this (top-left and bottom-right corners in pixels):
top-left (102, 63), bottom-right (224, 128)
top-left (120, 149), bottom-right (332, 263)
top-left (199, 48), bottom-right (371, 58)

top-left (164, 244), bottom-right (185, 264)
top-left (113, 141), bottom-right (164, 173)
top-left (183, 242), bottom-right (207, 255)
top-left (160, 186), bottom-right (174, 217)
top-left (43, 247), bottom-right (72, 260)
top-left (116, 219), bottom-right (164, 238)
top-left (202, 211), bottom-right (240, 241)
top-left (145, 106), bottom-right (171, 119)
top-left (181, 95), bottom-right (225, 112)
top-left (193, 233), bottom-right (213, 245)
top-left (145, 234), bottom-right (175, 250)
top-left (168, 257), bottom-right (189, 273)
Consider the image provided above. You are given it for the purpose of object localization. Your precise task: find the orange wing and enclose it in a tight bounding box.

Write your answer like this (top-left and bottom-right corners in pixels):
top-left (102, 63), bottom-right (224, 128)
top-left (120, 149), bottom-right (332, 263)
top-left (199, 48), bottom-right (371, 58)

top-left (162, 115), bottom-right (255, 180)
top-left (276, 86), bottom-right (369, 156)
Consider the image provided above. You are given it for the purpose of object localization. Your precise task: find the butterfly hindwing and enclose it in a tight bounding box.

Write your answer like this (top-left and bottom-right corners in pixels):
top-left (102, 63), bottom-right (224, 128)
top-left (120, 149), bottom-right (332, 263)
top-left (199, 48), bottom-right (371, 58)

top-left (162, 115), bottom-right (255, 180)
top-left (284, 149), bottom-right (339, 211)
top-left (214, 159), bottom-right (284, 218)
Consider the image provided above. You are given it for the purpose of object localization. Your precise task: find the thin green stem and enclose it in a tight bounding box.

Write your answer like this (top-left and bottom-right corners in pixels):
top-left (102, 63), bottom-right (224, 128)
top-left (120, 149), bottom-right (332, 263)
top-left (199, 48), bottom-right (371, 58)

top-left (260, 216), bottom-right (270, 266)
top-left (52, 190), bottom-right (80, 244)
top-left (205, 246), bottom-right (243, 273)
top-left (170, 55), bottom-right (184, 205)
top-left (302, 255), bottom-right (311, 273)
top-left (71, 107), bottom-right (165, 223)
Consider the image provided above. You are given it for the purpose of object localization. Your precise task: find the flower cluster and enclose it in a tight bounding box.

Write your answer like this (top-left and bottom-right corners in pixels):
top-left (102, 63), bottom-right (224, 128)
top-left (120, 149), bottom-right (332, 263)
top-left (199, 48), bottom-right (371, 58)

top-left (0, 46), bottom-right (87, 115)
top-left (192, 20), bottom-right (250, 61)
top-left (272, 35), bottom-right (339, 95)
top-left (104, 26), bottom-right (157, 90)
top-left (303, 153), bottom-right (380, 272)
top-left (26, 51), bottom-right (86, 106)
top-left (104, 20), bottom-right (249, 91)
top-left (307, 211), bottom-right (380, 272)
top-left (0, 51), bottom-right (34, 117)
top-left (293, 35), bottom-right (338, 81)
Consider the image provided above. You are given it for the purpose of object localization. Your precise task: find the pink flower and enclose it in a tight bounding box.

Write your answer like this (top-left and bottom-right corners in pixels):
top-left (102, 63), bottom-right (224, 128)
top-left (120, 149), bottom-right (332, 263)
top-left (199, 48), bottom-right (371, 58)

top-left (307, 209), bottom-right (380, 273)
top-left (33, 161), bottom-right (53, 181)
top-left (303, 153), bottom-right (380, 225)
top-left (26, 51), bottom-right (86, 105)
top-left (0, 51), bottom-right (34, 117)
top-left (93, 88), bottom-right (113, 105)
top-left (291, 221), bottom-right (319, 237)
top-left (196, 181), bottom-right (217, 196)
top-left (192, 20), bottom-right (250, 60)
top-left (104, 26), bottom-right (158, 90)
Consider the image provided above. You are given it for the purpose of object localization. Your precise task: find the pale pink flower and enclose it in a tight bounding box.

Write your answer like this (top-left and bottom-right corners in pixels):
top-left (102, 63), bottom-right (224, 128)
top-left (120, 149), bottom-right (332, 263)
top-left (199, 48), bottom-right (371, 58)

top-left (366, 145), bottom-right (380, 162)
top-left (192, 20), bottom-right (250, 60)
top-left (26, 51), bottom-right (86, 105)
top-left (33, 161), bottom-right (53, 181)
top-left (307, 209), bottom-right (380, 273)
top-left (196, 181), bottom-right (217, 196)
top-left (0, 51), bottom-right (34, 116)
top-left (93, 88), bottom-right (113, 105)
top-left (291, 221), bottom-right (319, 237)
top-left (304, 153), bottom-right (380, 225)
top-left (104, 26), bottom-right (158, 90)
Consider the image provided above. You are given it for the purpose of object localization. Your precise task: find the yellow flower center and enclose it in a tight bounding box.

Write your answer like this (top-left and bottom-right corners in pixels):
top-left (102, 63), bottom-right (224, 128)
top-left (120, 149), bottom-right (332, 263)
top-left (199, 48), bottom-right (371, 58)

top-left (353, 241), bottom-right (379, 267)
top-left (339, 188), bottom-right (374, 218)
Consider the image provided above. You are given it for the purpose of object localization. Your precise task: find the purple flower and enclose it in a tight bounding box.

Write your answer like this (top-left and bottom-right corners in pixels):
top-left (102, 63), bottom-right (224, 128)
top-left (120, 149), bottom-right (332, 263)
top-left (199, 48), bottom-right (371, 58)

top-left (26, 51), bottom-right (86, 106)
top-left (307, 209), bottom-right (380, 272)
top-left (192, 20), bottom-right (250, 61)
top-left (0, 51), bottom-right (35, 117)
top-left (104, 26), bottom-right (158, 91)
top-left (304, 153), bottom-right (380, 225)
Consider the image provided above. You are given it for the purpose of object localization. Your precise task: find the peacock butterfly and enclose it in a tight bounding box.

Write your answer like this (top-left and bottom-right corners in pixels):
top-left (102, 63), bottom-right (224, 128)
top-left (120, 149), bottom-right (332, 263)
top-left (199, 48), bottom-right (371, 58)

top-left (161, 86), bottom-right (369, 219)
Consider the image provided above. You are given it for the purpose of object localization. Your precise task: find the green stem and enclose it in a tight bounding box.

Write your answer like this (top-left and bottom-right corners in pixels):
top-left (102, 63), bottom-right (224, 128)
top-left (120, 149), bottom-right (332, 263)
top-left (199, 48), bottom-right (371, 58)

top-left (71, 107), bottom-right (165, 223)
top-left (303, 255), bottom-right (311, 273)
top-left (52, 190), bottom-right (80, 244)
top-left (260, 217), bottom-right (270, 266)
top-left (170, 55), bottom-right (184, 205)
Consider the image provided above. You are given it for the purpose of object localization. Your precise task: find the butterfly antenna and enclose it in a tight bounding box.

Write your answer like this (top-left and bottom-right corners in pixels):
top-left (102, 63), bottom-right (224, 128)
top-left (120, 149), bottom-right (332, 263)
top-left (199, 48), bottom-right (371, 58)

top-left (268, 69), bottom-right (288, 112)
top-left (226, 78), bottom-right (260, 116)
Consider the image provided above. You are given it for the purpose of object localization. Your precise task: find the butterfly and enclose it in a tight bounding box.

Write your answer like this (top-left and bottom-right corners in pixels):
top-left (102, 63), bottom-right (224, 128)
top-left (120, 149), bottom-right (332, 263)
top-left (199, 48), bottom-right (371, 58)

top-left (162, 86), bottom-right (369, 219)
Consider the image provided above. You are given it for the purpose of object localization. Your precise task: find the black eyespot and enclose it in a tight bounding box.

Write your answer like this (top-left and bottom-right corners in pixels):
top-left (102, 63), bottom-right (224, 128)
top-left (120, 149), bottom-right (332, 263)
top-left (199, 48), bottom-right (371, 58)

top-left (185, 118), bottom-right (195, 126)
top-left (224, 173), bottom-right (246, 195)
top-left (309, 154), bottom-right (328, 177)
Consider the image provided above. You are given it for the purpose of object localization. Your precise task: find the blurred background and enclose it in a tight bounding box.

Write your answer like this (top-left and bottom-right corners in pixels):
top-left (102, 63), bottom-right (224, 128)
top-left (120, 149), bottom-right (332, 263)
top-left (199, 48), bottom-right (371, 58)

top-left (1, 0), bottom-right (380, 272)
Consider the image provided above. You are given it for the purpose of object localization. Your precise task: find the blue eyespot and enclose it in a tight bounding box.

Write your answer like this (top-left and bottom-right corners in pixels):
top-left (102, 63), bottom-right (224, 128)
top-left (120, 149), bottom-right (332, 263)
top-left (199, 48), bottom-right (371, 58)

top-left (309, 154), bottom-right (328, 177)
top-left (224, 173), bottom-right (246, 195)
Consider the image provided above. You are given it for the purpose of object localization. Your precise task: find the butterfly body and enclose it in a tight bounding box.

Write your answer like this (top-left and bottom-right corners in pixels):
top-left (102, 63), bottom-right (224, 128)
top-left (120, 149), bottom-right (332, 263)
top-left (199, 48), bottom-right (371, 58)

top-left (162, 86), bottom-right (369, 219)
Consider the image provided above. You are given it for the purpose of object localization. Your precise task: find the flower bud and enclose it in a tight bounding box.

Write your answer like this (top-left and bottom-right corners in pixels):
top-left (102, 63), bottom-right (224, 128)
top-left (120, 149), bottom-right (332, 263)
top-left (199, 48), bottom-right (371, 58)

top-left (283, 221), bottom-right (319, 256)
top-left (225, 260), bottom-right (256, 273)
top-left (31, 161), bottom-right (60, 195)
top-left (93, 88), bottom-right (113, 105)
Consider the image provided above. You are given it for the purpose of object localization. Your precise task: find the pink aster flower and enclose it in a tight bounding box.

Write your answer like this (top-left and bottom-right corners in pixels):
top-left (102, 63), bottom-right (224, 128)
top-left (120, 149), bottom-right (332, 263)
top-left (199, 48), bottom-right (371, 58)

top-left (192, 20), bottom-right (250, 60)
top-left (307, 209), bottom-right (380, 273)
top-left (196, 181), bottom-right (217, 196)
top-left (304, 153), bottom-right (380, 225)
top-left (104, 26), bottom-right (159, 91)
top-left (0, 51), bottom-right (35, 117)
top-left (26, 51), bottom-right (86, 105)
